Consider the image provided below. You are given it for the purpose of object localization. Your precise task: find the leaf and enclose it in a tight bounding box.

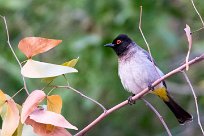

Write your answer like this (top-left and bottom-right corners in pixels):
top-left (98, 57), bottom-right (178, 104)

top-left (13, 104), bottom-right (23, 136)
top-left (46, 95), bottom-right (63, 132)
top-left (0, 90), bottom-right (6, 113)
top-left (62, 57), bottom-right (79, 67)
top-left (18, 37), bottom-right (62, 58)
top-left (25, 118), bottom-right (72, 136)
top-left (21, 90), bottom-right (46, 123)
top-left (42, 57), bottom-right (79, 83)
top-left (1, 99), bottom-right (20, 136)
top-left (184, 24), bottom-right (192, 71)
top-left (21, 59), bottom-right (78, 78)
top-left (47, 95), bottom-right (62, 114)
top-left (29, 109), bottom-right (78, 130)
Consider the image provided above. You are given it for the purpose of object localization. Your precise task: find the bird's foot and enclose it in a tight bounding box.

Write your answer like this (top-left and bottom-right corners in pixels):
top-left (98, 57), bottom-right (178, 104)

top-left (148, 83), bottom-right (154, 91)
top-left (128, 94), bottom-right (136, 105)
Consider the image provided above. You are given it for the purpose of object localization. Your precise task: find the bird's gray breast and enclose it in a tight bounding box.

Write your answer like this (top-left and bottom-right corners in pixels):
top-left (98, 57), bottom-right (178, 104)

top-left (118, 51), bottom-right (163, 94)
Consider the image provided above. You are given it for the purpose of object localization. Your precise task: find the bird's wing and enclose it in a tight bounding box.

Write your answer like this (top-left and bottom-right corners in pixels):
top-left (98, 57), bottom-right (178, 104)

top-left (136, 43), bottom-right (167, 88)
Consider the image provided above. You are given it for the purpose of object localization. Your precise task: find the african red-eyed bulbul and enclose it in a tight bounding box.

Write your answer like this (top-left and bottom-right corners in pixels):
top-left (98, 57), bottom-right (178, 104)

top-left (104, 34), bottom-right (192, 124)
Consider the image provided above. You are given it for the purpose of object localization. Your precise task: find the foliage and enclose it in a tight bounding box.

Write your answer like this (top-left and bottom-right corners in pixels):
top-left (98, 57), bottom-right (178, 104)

top-left (0, 0), bottom-right (204, 135)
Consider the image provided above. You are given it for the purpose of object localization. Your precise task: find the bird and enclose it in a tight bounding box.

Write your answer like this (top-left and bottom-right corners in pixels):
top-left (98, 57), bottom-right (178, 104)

top-left (104, 34), bottom-right (192, 124)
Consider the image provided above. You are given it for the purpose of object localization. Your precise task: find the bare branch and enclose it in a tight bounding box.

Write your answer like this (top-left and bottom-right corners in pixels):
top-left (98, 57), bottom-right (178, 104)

top-left (0, 15), bottom-right (29, 95)
top-left (138, 6), bottom-right (153, 62)
top-left (75, 54), bottom-right (204, 136)
top-left (190, 0), bottom-right (204, 27)
top-left (138, 6), bottom-right (161, 78)
top-left (182, 71), bottom-right (204, 135)
top-left (141, 98), bottom-right (172, 136)
top-left (11, 87), bottom-right (24, 99)
top-left (54, 85), bottom-right (107, 112)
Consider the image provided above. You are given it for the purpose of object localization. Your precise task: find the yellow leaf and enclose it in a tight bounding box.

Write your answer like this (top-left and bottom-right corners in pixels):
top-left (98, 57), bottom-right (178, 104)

top-left (0, 90), bottom-right (6, 113)
top-left (62, 57), bottom-right (79, 67)
top-left (47, 95), bottom-right (62, 114)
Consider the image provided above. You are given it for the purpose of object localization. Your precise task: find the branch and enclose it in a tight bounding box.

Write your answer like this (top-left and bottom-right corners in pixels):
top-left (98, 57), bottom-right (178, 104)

top-left (182, 71), bottom-right (204, 135)
top-left (0, 15), bottom-right (29, 95)
top-left (75, 54), bottom-right (204, 136)
top-left (54, 85), bottom-right (107, 112)
top-left (138, 6), bottom-right (153, 62)
top-left (141, 98), bottom-right (172, 136)
top-left (138, 6), bottom-right (161, 78)
top-left (190, 0), bottom-right (204, 33)
top-left (190, 0), bottom-right (204, 27)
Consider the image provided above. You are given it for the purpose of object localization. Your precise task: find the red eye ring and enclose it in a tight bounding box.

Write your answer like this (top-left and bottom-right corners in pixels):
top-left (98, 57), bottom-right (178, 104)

top-left (116, 40), bottom-right (122, 44)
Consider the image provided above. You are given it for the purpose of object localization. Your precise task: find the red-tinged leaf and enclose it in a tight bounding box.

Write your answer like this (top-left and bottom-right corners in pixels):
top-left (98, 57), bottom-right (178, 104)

top-left (18, 37), bottom-right (62, 58)
top-left (13, 104), bottom-right (23, 136)
top-left (21, 59), bottom-right (78, 78)
top-left (21, 90), bottom-right (46, 123)
top-left (184, 24), bottom-right (192, 70)
top-left (29, 109), bottom-right (78, 130)
top-left (25, 118), bottom-right (72, 136)
top-left (1, 99), bottom-right (20, 136)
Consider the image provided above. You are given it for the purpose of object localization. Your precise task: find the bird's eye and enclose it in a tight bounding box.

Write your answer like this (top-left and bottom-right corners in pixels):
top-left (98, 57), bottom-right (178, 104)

top-left (116, 40), bottom-right (122, 44)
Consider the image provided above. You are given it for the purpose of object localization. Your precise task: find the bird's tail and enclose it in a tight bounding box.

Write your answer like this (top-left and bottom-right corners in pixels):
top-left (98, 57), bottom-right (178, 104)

top-left (163, 95), bottom-right (192, 124)
top-left (153, 87), bottom-right (192, 124)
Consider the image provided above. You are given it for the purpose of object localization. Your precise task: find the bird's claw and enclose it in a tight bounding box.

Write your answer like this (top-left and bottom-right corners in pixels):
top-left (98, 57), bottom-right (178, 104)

top-left (148, 83), bottom-right (154, 91)
top-left (128, 94), bottom-right (136, 105)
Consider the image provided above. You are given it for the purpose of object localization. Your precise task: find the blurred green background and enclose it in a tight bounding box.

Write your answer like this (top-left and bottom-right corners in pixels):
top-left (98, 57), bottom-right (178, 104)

top-left (1, 0), bottom-right (204, 136)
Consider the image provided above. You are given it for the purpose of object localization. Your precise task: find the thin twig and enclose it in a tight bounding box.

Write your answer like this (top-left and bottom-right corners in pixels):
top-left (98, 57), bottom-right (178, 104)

top-left (47, 87), bottom-right (57, 96)
top-left (138, 6), bottom-right (161, 78)
top-left (55, 85), bottom-right (107, 112)
top-left (138, 6), bottom-right (153, 62)
top-left (190, 0), bottom-right (204, 27)
top-left (63, 74), bottom-right (70, 86)
top-left (139, 10), bottom-right (170, 135)
top-left (0, 15), bottom-right (29, 95)
top-left (141, 98), bottom-right (172, 136)
top-left (191, 27), bottom-right (204, 34)
top-left (62, 75), bottom-right (106, 111)
top-left (11, 87), bottom-right (24, 99)
top-left (75, 54), bottom-right (204, 136)
top-left (182, 71), bottom-right (204, 135)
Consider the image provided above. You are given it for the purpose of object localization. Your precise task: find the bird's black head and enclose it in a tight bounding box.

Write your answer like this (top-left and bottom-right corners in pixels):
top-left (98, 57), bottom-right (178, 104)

top-left (104, 34), bottom-right (132, 56)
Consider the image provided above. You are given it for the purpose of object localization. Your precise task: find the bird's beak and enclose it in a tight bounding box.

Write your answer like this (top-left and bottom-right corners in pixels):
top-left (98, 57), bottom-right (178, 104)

top-left (104, 43), bottom-right (115, 47)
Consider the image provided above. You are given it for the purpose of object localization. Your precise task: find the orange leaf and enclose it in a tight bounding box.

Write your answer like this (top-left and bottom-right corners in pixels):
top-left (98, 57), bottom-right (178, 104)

top-left (29, 109), bottom-right (78, 130)
top-left (21, 90), bottom-right (46, 123)
top-left (1, 99), bottom-right (20, 136)
top-left (46, 95), bottom-right (63, 132)
top-left (0, 90), bottom-right (6, 113)
top-left (25, 117), bottom-right (72, 136)
top-left (18, 37), bottom-right (62, 58)
top-left (47, 95), bottom-right (62, 114)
